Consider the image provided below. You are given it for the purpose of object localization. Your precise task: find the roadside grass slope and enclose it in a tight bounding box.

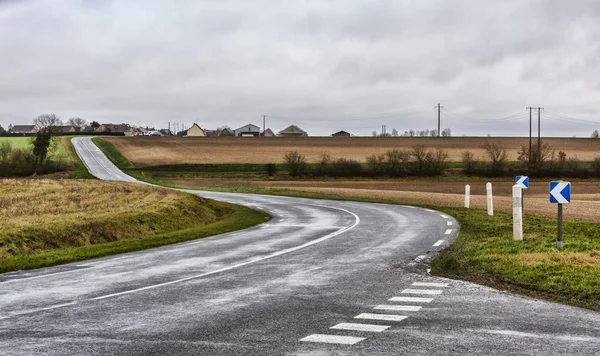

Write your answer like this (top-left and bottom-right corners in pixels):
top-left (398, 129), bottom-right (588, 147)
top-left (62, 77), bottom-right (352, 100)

top-left (0, 179), bottom-right (269, 273)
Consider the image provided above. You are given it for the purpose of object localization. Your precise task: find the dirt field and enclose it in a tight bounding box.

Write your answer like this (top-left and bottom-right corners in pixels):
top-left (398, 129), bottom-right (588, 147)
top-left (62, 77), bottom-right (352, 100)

top-left (104, 136), bottom-right (600, 166)
top-left (168, 179), bottom-right (600, 221)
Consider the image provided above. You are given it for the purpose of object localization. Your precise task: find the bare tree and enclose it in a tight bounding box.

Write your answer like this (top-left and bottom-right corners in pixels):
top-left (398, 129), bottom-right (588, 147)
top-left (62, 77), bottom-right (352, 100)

top-left (391, 128), bottom-right (399, 137)
top-left (592, 130), bottom-right (599, 138)
top-left (441, 128), bottom-right (452, 137)
top-left (372, 131), bottom-right (378, 137)
top-left (68, 117), bottom-right (86, 128)
top-left (481, 140), bottom-right (508, 174)
top-left (0, 125), bottom-right (5, 134)
top-left (32, 114), bottom-right (62, 164)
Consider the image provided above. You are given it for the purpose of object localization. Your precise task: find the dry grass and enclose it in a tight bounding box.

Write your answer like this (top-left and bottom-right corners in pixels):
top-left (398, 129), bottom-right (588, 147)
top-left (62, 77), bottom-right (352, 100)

top-left (0, 179), bottom-right (216, 259)
top-left (104, 136), bottom-right (600, 166)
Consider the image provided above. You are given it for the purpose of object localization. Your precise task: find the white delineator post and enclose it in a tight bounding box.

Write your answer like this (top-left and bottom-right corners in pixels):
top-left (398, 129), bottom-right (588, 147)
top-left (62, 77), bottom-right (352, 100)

top-left (464, 184), bottom-right (470, 208)
top-left (486, 182), bottom-right (493, 216)
top-left (512, 184), bottom-right (523, 241)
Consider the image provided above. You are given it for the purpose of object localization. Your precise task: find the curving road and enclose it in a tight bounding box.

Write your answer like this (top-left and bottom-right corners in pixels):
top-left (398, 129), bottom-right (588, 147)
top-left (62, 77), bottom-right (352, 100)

top-left (0, 137), bottom-right (598, 355)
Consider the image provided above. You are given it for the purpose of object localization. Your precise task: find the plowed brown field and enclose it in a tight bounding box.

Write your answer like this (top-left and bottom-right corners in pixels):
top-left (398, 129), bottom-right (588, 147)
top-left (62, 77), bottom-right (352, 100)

top-left (104, 136), bottom-right (600, 166)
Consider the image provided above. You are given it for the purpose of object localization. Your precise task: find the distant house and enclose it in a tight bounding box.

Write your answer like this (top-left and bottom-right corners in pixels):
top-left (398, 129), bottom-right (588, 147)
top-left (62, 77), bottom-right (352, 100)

top-left (95, 124), bottom-right (131, 134)
top-left (53, 125), bottom-right (77, 134)
top-left (278, 125), bottom-right (307, 137)
top-left (9, 125), bottom-right (36, 134)
top-left (332, 130), bottom-right (351, 137)
top-left (185, 123), bottom-right (206, 137)
top-left (260, 128), bottom-right (275, 137)
top-left (214, 127), bottom-right (235, 136)
top-left (234, 124), bottom-right (261, 137)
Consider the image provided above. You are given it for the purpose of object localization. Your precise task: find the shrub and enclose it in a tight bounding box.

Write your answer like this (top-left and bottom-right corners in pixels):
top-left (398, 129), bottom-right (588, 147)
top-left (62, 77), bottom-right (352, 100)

top-left (411, 145), bottom-right (434, 175)
top-left (283, 151), bottom-right (307, 177)
top-left (481, 140), bottom-right (508, 176)
top-left (366, 154), bottom-right (386, 176)
top-left (462, 151), bottom-right (479, 175)
top-left (265, 163), bottom-right (277, 177)
top-left (385, 150), bottom-right (411, 177)
top-left (330, 158), bottom-right (363, 177)
top-left (316, 152), bottom-right (332, 176)
top-left (592, 157), bottom-right (600, 177)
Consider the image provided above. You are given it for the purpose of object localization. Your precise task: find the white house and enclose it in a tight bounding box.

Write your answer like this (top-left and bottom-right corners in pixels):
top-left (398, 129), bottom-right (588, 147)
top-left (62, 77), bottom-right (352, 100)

top-left (234, 124), bottom-right (260, 137)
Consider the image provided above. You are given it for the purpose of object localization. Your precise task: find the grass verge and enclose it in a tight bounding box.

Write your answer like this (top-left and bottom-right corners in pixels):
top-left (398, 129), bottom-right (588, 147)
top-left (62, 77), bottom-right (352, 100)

top-left (197, 185), bottom-right (600, 311)
top-left (0, 180), bottom-right (269, 273)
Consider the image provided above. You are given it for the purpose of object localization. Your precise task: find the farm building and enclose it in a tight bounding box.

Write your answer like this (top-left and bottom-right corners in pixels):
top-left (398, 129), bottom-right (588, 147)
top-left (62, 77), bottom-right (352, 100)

top-left (185, 123), bottom-right (206, 137)
top-left (54, 126), bottom-right (78, 133)
top-left (95, 124), bottom-right (131, 134)
top-left (260, 128), bottom-right (275, 137)
top-left (235, 124), bottom-right (260, 137)
top-left (9, 125), bottom-right (36, 134)
top-left (278, 125), bottom-right (307, 137)
top-left (206, 127), bottom-right (235, 136)
top-left (332, 130), bottom-right (351, 137)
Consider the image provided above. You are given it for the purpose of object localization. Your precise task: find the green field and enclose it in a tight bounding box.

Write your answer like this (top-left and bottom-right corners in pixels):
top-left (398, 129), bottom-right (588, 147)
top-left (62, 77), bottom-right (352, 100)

top-left (0, 136), bottom-right (68, 158)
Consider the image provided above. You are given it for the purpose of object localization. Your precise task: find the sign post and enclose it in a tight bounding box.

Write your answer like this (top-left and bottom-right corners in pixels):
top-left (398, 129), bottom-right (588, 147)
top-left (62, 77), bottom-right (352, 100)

top-left (516, 175), bottom-right (529, 212)
top-left (550, 181), bottom-right (571, 248)
top-left (512, 185), bottom-right (523, 241)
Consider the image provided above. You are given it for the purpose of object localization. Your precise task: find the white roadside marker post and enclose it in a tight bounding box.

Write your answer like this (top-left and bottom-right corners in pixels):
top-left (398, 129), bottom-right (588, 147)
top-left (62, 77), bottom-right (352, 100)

top-left (486, 182), bottom-right (493, 216)
top-left (512, 184), bottom-right (523, 241)
top-left (465, 184), bottom-right (470, 208)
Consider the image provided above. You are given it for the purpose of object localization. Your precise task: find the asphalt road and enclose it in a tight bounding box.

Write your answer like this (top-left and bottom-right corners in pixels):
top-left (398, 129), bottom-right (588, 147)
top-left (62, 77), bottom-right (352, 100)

top-left (0, 137), bottom-right (598, 355)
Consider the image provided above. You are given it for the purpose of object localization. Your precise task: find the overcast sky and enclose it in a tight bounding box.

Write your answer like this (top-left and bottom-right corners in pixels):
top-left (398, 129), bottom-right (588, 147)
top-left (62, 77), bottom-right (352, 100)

top-left (1, 0), bottom-right (599, 136)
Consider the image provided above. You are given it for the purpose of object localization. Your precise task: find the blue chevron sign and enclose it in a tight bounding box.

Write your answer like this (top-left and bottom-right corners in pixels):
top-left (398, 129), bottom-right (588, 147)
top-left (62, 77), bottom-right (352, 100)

top-left (550, 181), bottom-right (571, 204)
top-left (515, 176), bottom-right (529, 189)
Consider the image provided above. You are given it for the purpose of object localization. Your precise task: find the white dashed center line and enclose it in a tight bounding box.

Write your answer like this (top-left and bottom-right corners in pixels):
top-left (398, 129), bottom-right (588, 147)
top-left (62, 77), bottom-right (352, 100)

top-left (330, 323), bottom-right (390, 333)
top-left (300, 334), bottom-right (365, 345)
top-left (447, 221), bottom-right (453, 226)
top-left (432, 240), bottom-right (445, 247)
top-left (389, 296), bottom-right (434, 303)
top-left (412, 282), bottom-right (449, 288)
top-left (402, 289), bottom-right (443, 295)
top-left (445, 229), bottom-right (452, 235)
top-left (374, 305), bottom-right (422, 312)
top-left (355, 313), bottom-right (409, 322)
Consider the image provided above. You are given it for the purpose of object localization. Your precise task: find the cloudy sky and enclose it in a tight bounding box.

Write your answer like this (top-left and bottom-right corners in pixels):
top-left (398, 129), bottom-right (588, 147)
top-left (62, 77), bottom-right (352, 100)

top-left (1, 0), bottom-right (599, 136)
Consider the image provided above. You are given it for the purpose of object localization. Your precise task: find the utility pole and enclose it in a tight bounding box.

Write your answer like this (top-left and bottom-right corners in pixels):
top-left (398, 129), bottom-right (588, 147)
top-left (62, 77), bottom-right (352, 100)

top-left (168, 122), bottom-right (171, 136)
top-left (262, 114), bottom-right (267, 135)
top-left (435, 103), bottom-right (443, 137)
top-left (537, 107), bottom-right (544, 164)
top-left (526, 107), bottom-right (533, 163)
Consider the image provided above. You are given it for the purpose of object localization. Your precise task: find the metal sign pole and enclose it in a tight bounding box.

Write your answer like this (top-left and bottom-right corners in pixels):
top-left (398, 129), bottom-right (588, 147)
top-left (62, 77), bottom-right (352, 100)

top-left (557, 204), bottom-right (563, 248)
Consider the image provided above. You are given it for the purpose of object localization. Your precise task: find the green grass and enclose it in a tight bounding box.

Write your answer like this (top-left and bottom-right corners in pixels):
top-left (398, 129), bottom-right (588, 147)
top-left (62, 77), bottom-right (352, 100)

top-left (62, 137), bottom-right (96, 179)
top-left (0, 137), bottom-right (32, 149)
top-left (194, 185), bottom-right (600, 311)
top-left (92, 137), bottom-right (133, 169)
top-left (0, 198), bottom-right (269, 273)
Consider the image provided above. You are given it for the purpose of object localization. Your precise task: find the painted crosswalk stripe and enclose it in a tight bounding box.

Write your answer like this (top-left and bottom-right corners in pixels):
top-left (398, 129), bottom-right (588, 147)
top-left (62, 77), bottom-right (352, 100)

top-left (300, 334), bottom-right (366, 345)
top-left (447, 221), bottom-right (453, 226)
top-left (389, 296), bottom-right (433, 303)
top-left (374, 305), bottom-right (422, 312)
top-left (432, 240), bottom-right (445, 247)
top-left (412, 282), bottom-right (449, 288)
top-left (330, 323), bottom-right (390, 332)
top-left (402, 289), bottom-right (443, 295)
top-left (355, 313), bottom-right (408, 322)
top-left (445, 229), bottom-right (452, 235)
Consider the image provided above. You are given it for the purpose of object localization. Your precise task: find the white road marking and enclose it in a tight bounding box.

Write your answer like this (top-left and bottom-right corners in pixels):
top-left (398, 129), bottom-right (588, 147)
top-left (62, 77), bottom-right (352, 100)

top-left (355, 313), bottom-right (408, 322)
top-left (414, 255), bottom-right (427, 262)
top-left (374, 305), bottom-right (422, 312)
top-left (0, 301), bottom-right (78, 320)
top-left (412, 282), bottom-right (449, 288)
top-left (331, 323), bottom-right (390, 332)
top-left (447, 221), bottom-right (453, 226)
top-left (440, 214), bottom-right (449, 218)
top-left (424, 209), bottom-right (435, 212)
top-left (300, 334), bottom-right (365, 345)
top-left (90, 205), bottom-right (360, 301)
top-left (432, 240), bottom-right (445, 247)
top-left (401, 289), bottom-right (443, 295)
top-left (472, 329), bottom-right (600, 342)
top-left (445, 229), bottom-right (452, 235)
top-left (389, 296), bottom-right (434, 303)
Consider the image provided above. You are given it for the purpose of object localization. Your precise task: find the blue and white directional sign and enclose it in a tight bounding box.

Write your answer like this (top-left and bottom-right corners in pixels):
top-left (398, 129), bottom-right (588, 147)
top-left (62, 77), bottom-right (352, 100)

top-left (516, 176), bottom-right (529, 189)
top-left (550, 181), bottom-right (571, 204)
